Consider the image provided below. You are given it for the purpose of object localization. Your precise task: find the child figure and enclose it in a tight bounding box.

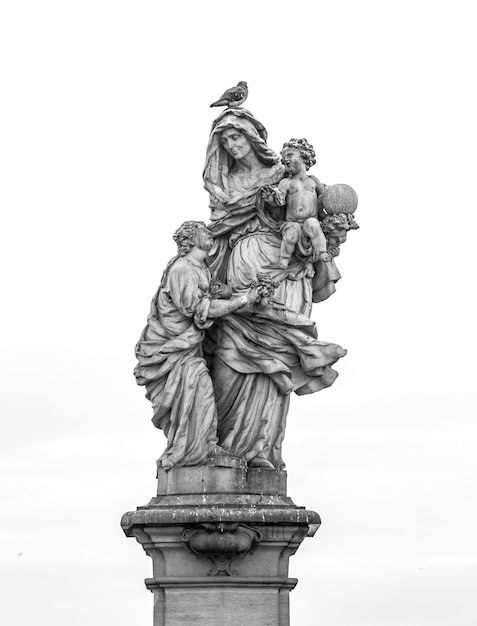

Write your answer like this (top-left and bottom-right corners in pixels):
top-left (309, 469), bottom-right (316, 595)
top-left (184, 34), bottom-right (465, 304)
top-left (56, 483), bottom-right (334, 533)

top-left (271, 138), bottom-right (330, 269)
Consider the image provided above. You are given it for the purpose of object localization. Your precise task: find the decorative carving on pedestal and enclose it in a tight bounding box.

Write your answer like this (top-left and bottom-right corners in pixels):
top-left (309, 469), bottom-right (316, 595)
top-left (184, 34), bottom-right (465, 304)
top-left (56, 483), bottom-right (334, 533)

top-left (182, 522), bottom-right (262, 576)
top-left (122, 467), bottom-right (320, 625)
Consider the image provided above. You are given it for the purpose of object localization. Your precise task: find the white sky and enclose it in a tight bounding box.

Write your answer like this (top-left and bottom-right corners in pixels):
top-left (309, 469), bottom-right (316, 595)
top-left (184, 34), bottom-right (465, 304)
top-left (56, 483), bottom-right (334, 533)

top-left (1, 1), bottom-right (476, 624)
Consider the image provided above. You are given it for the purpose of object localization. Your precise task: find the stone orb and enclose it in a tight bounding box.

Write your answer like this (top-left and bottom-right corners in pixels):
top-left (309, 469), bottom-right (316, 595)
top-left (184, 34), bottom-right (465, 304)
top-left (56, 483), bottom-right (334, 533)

top-left (322, 184), bottom-right (358, 215)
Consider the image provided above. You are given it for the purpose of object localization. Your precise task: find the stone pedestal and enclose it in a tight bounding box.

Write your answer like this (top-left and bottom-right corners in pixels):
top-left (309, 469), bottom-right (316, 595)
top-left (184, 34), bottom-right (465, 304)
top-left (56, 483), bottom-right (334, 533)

top-left (121, 464), bottom-right (320, 626)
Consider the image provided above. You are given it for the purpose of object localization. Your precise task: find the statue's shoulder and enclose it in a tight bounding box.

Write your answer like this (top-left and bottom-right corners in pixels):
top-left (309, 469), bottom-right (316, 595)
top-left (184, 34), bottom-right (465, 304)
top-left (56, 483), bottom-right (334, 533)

top-left (168, 257), bottom-right (206, 283)
top-left (308, 174), bottom-right (324, 193)
top-left (166, 257), bottom-right (191, 281)
top-left (170, 257), bottom-right (188, 270)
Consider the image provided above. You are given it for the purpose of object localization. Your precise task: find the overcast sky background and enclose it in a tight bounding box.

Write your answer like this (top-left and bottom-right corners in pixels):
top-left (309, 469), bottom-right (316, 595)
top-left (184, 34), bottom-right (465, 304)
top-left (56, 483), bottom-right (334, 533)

top-left (1, 1), bottom-right (476, 625)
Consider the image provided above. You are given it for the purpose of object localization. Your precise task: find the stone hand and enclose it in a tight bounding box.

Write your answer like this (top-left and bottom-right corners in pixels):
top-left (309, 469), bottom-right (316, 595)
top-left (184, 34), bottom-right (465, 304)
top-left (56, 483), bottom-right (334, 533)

top-left (210, 276), bottom-right (233, 300)
top-left (245, 286), bottom-right (262, 304)
top-left (317, 251), bottom-right (332, 262)
top-left (260, 185), bottom-right (274, 202)
top-left (327, 245), bottom-right (341, 258)
top-left (260, 185), bottom-right (284, 207)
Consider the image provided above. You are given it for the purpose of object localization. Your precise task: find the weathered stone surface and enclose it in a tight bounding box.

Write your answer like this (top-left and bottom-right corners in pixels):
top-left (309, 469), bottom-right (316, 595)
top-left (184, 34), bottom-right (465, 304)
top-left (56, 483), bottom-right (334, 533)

top-left (155, 465), bottom-right (287, 497)
top-left (121, 466), bottom-right (320, 625)
top-left (202, 107), bottom-right (348, 467)
top-left (267, 138), bottom-right (332, 268)
top-left (134, 222), bottom-right (262, 472)
top-left (134, 94), bottom-right (355, 473)
top-left (124, 85), bottom-right (358, 625)
top-left (123, 468), bottom-right (318, 529)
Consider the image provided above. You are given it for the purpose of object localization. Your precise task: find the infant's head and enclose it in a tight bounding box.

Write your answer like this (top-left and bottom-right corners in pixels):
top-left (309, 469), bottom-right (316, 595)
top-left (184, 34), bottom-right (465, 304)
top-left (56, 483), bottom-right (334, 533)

top-left (281, 138), bottom-right (316, 171)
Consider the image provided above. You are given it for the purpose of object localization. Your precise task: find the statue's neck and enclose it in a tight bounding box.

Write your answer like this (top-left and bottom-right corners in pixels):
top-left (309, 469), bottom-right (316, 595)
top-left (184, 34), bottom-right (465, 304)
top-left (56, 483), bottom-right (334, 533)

top-left (231, 152), bottom-right (263, 174)
top-left (291, 171), bottom-right (307, 181)
top-left (185, 247), bottom-right (207, 265)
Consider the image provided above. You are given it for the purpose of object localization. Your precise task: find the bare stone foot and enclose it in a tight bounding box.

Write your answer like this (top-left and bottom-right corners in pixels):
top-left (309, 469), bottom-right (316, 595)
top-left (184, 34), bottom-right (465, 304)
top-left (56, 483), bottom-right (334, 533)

top-left (160, 458), bottom-right (174, 471)
top-left (249, 456), bottom-right (275, 469)
top-left (208, 444), bottom-right (246, 468)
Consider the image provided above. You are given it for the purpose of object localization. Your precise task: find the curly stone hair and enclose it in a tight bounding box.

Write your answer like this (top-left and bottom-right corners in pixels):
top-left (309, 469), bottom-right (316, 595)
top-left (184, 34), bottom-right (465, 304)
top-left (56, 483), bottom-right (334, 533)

top-left (173, 220), bottom-right (207, 256)
top-left (281, 138), bottom-right (316, 170)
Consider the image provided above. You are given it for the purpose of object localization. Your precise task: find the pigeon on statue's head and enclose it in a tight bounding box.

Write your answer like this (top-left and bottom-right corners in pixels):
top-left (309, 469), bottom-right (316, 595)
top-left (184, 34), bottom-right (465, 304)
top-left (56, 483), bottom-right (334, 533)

top-left (210, 81), bottom-right (248, 108)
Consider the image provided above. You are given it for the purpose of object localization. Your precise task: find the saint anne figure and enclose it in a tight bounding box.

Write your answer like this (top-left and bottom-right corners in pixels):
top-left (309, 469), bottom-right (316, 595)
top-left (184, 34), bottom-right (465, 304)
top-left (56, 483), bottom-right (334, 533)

top-left (203, 108), bottom-right (346, 469)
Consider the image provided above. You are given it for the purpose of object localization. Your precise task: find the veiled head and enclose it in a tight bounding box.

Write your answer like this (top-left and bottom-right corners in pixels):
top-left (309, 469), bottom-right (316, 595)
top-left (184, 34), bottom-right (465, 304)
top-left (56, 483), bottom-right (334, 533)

top-left (203, 108), bottom-right (283, 198)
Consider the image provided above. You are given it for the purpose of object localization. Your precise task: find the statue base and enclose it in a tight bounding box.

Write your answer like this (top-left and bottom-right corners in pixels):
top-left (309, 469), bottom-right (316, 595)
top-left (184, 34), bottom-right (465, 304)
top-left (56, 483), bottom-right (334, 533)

top-left (121, 465), bottom-right (320, 626)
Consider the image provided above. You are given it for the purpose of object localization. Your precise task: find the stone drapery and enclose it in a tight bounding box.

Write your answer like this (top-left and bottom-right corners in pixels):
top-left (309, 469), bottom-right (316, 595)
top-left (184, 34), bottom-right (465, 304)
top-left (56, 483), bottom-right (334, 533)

top-left (134, 257), bottom-right (218, 469)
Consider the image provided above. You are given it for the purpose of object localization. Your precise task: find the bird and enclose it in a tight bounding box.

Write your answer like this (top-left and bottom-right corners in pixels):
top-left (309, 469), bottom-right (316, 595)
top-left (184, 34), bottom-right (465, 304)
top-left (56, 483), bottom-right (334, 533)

top-left (210, 81), bottom-right (248, 108)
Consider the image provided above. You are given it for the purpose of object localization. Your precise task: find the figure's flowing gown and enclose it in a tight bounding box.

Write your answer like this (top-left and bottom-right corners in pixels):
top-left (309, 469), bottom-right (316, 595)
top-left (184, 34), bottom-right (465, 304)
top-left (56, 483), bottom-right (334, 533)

top-left (210, 225), bottom-right (345, 467)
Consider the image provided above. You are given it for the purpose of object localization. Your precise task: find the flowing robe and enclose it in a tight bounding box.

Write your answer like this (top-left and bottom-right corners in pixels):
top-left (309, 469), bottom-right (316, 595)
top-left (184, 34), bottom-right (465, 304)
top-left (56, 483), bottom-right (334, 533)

top-left (134, 257), bottom-right (218, 469)
top-left (212, 251), bottom-right (345, 468)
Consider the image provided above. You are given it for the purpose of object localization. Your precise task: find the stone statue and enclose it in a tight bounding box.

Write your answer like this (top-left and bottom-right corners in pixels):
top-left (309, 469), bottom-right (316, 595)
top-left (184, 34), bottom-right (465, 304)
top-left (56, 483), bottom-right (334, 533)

top-left (126, 86), bottom-right (358, 625)
top-left (264, 138), bottom-right (331, 269)
top-left (134, 93), bottom-right (357, 471)
top-left (134, 220), bottom-right (260, 470)
top-left (201, 108), bottom-right (348, 469)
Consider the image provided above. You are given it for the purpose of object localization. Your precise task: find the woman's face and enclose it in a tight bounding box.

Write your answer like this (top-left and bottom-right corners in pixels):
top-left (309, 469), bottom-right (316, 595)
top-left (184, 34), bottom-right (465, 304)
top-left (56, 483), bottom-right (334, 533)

top-left (220, 128), bottom-right (252, 160)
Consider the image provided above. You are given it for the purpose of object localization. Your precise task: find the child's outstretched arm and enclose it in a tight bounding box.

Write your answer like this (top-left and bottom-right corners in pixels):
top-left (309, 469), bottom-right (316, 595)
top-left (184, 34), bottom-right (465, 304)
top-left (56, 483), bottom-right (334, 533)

top-left (260, 178), bottom-right (289, 207)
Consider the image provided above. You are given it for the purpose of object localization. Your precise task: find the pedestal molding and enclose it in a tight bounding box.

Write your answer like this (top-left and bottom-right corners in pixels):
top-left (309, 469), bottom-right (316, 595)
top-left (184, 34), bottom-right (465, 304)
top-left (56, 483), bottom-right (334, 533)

top-left (122, 466), bottom-right (320, 625)
top-left (145, 576), bottom-right (298, 590)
